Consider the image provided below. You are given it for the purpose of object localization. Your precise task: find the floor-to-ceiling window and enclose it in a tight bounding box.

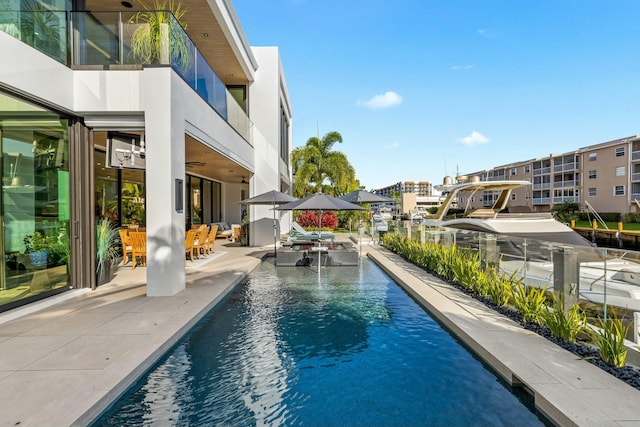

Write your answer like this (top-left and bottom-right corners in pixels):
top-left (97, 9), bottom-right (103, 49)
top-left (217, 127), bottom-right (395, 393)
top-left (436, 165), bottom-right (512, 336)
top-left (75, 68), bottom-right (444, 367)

top-left (0, 92), bottom-right (70, 310)
top-left (186, 175), bottom-right (221, 229)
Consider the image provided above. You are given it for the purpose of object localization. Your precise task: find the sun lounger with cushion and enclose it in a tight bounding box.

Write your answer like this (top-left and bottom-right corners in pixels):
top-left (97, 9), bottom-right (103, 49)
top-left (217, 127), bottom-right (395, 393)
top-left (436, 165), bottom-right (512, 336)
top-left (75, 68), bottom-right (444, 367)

top-left (288, 221), bottom-right (335, 242)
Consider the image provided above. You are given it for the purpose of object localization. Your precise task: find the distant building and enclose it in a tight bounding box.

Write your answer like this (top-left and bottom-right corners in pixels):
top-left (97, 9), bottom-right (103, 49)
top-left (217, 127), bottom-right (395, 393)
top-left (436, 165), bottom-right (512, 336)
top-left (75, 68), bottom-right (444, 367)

top-left (373, 181), bottom-right (438, 216)
top-left (458, 135), bottom-right (640, 218)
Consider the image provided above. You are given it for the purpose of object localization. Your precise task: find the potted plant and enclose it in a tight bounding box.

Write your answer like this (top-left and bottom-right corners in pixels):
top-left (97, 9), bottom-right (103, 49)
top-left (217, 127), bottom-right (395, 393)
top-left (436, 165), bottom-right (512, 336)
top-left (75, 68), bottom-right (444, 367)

top-left (96, 218), bottom-right (120, 285)
top-left (24, 231), bottom-right (55, 267)
top-left (129, 0), bottom-right (192, 73)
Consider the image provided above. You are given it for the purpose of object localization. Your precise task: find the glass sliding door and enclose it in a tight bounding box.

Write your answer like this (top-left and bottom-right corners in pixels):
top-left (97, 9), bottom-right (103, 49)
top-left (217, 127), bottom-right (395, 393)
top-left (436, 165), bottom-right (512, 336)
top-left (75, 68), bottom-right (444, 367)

top-left (0, 92), bottom-right (70, 310)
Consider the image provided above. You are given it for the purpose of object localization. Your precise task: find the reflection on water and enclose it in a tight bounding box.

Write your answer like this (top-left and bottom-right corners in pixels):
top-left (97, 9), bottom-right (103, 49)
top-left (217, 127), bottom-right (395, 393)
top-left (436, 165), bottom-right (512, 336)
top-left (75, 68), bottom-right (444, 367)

top-left (94, 260), bottom-right (547, 427)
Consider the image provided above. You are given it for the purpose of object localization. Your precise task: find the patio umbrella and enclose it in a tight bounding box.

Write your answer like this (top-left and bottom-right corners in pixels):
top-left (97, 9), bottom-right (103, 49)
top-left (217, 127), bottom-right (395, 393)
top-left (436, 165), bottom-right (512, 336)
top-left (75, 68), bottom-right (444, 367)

top-left (340, 190), bottom-right (393, 248)
top-left (276, 192), bottom-right (365, 271)
top-left (239, 190), bottom-right (298, 258)
top-left (340, 190), bottom-right (394, 204)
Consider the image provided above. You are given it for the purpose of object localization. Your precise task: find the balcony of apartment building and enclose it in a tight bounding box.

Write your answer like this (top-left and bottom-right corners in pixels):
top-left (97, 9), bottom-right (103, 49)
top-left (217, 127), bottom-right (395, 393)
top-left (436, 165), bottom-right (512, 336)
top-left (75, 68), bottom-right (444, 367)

top-left (552, 160), bottom-right (578, 173)
top-left (485, 171), bottom-right (506, 181)
top-left (552, 178), bottom-right (579, 189)
top-left (631, 164), bottom-right (640, 182)
top-left (632, 141), bottom-right (640, 162)
top-left (1, 5), bottom-right (253, 145)
top-left (532, 160), bottom-right (552, 176)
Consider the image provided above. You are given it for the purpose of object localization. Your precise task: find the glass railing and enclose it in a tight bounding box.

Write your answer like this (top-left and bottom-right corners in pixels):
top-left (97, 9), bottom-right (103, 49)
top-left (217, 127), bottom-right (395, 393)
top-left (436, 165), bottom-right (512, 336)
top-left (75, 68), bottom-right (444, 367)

top-left (0, 9), bottom-right (252, 145)
top-left (0, 9), bottom-right (69, 64)
top-left (390, 225), bottom-right (640, 345)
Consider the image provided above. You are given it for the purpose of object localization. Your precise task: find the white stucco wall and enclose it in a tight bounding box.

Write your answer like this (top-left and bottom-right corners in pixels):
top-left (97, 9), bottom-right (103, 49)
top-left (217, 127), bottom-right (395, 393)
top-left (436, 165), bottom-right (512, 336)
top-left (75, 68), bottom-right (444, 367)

top-left (0, 31), bottom-right (74, 110)
top-left (247, 46), bottom-right (293, 247)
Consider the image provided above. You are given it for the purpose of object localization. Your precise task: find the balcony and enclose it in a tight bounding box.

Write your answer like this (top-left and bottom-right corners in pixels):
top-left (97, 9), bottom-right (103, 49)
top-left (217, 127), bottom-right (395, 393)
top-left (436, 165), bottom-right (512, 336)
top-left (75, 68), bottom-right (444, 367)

top-left (632, 151), bottom-right (640, 161)
top-left (0, 9), bottom-right (252, 145)
top-left (553, 162), bottom-right (578, 172)
top-left (533, 167), bottom-right (551, 176)
top-left (553, 180), bottom-right (578, 188)
top-left (533, 197), bottom-right (551, 205)
top-left (532, 182), bottom-right (551, 190)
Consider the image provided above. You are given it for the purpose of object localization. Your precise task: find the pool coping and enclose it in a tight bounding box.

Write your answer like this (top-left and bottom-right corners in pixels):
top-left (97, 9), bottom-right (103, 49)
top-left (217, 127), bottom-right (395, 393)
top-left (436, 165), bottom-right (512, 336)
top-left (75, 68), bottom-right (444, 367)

top-left (367, 244), bottom-right (640, 427)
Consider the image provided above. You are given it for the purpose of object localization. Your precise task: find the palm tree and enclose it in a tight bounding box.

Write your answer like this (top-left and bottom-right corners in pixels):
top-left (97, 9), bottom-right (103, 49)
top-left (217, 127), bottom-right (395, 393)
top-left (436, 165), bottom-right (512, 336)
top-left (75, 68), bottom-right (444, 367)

top-left (291, 131), bottom-right (358, 197)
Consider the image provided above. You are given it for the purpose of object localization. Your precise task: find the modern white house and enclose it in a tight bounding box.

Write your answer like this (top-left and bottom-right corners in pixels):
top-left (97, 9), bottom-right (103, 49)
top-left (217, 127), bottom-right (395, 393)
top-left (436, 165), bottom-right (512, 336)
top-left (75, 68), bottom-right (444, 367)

top-left (0, 0), bottom-right (292, 310)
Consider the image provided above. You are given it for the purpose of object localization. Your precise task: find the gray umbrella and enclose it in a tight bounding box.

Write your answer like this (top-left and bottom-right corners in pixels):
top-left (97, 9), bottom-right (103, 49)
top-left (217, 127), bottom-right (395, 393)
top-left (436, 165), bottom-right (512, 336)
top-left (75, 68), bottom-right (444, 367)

top-left (275, 192), bottom-right (365, 212)
top-left (340, 190), bottom-right (394, 204)
top-left (239, 190), bottom-right (298, 258)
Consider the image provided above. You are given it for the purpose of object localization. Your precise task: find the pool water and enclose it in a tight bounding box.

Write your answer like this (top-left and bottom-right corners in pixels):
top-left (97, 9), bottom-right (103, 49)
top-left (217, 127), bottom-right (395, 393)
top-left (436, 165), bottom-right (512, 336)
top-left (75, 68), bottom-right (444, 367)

top-left (93, 259), bottom-right (548, 427)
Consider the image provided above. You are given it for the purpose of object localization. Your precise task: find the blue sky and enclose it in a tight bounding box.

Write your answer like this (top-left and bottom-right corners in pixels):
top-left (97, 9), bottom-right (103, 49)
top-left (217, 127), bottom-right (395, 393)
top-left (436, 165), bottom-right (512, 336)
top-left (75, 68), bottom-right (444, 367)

top-left (232, 0), bottom-right (640, 190)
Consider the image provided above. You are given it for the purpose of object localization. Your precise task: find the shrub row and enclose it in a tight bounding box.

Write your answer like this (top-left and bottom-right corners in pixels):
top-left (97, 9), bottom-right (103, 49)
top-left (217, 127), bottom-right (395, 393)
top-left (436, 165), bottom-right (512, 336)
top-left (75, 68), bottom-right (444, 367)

top-left (382, 233), bottom-right (630, 368)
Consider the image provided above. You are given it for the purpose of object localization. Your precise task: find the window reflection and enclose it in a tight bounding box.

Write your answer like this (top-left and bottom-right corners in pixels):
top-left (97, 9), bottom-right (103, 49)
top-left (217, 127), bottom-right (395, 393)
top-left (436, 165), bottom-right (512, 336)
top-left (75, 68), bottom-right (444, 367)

top-left (1, 93), bottom-right (70, 308)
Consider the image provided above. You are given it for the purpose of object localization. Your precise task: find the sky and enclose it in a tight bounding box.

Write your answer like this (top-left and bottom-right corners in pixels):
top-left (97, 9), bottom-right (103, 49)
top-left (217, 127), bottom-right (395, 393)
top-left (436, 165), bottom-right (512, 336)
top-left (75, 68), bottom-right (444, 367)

top-left (231, 0), bottom-right (640, 190)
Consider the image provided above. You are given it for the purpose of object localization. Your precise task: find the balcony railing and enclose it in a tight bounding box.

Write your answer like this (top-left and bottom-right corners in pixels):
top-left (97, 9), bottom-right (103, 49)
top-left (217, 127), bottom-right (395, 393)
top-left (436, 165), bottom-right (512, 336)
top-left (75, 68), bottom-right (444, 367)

top-left (532, 182), bottom-right (551, 190)
top-left (0, 9), bottom-right (252, 145)
top-left (553, 180), bottom-right (578, 188)
top-left (632, 151), bottom-right (640, 161)
top-left (553, 162), bottom-right (578, 172)
top-left (533, 197), bottom-right (551, 205)
top-left (533, 167), bottom-right (551, 176)
top-left (632, 173), bottom-right (640, 182)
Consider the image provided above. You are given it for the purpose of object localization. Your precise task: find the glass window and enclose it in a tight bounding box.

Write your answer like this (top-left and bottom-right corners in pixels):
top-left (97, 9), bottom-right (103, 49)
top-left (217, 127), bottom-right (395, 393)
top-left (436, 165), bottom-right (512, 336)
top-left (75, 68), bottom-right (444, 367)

top-left (614, 185), bottom-right (625, 196)
top-left (190, 176), bottom-right (202, 225)
top-left (524, 165), bottom-right (530, 173)
top-left (588, 188), bottom-right (596, 197)
top-left (588, 170), bottom-right (597, 179)
top-left (615, 166), bottom-right (625, 176)
top-left (589, 153), bottom-right (597, 161)
top-left (1, 92), bottom-right (70, 308)
top-left (615, 147), bottom-right (625, 157)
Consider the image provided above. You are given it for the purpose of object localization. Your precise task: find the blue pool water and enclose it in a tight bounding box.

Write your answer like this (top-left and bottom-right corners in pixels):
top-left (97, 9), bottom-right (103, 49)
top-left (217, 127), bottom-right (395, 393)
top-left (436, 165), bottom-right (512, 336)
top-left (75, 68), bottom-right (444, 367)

top-left (94, 259), bottom-right (548, 426)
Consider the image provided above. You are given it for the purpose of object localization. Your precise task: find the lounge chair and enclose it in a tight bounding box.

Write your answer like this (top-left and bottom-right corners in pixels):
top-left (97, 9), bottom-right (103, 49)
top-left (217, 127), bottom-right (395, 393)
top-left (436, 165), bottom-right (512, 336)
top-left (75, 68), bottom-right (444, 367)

top-left (289, 221), bottom-right (335, 242)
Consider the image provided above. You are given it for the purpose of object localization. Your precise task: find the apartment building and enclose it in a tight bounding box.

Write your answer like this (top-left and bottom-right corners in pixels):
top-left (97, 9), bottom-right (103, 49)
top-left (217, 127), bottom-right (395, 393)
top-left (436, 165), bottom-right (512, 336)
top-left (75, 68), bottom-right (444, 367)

top-left (0, 0), bottom-right (292, 311)
top-left (459, 136), bottom-right (639, 216)
top-left (373, 181), bottom-right (436, 215)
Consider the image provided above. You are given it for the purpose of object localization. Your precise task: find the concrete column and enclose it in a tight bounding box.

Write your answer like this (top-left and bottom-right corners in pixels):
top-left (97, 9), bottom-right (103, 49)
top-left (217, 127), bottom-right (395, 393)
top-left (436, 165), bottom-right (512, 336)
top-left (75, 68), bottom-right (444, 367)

top-left (552, 246), bottom-right (579, 311)
top-left (143, 69), bottom-right (186, 296)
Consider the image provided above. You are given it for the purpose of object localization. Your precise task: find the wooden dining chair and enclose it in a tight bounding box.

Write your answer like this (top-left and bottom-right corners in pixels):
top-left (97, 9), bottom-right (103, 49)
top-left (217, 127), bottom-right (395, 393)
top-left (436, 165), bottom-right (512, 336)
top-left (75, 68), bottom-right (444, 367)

top-left (118, 229), bottom-right (132, 265)
top-left (205, 225), bottom-right (218, 255)
top-left (185, 229), bottom-right (197, 263)
top-left (193, 225), bottom-right (209, 259)
top-left (129, 231), bottom-right (147, 270)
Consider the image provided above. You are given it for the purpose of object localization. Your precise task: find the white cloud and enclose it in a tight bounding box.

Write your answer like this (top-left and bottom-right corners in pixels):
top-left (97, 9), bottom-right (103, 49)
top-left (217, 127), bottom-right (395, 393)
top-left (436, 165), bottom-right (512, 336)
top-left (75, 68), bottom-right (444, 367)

top-left (358, 91), bottom-right (403, 109)
top-left (450, 64), bottom-right (474, 71)
top-left (459, 131), bottom-right (489, 146)
top-left (478, 28), bottom-right (489, 36)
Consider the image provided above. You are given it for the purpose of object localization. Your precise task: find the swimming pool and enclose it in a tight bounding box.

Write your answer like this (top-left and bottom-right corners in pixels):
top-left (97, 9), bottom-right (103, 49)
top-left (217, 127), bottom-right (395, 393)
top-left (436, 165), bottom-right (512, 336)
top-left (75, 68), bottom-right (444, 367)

top-left (93, 259), bottom-right (548, 426)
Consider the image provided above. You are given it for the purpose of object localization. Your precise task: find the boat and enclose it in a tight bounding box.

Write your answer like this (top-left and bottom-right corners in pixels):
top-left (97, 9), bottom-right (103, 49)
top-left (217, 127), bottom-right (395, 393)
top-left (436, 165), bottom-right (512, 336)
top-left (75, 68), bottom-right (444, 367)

top-left (422, 177), bottom-right (640, 311)
top-left (421, 178), bottom-right (592, 247)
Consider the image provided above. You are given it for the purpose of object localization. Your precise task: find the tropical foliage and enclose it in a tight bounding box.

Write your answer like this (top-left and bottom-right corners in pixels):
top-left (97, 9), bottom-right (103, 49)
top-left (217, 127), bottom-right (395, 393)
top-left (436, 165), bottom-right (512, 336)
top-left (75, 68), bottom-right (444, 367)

top-left (130, 0), bottom-right (192, 72)
top-left (590, 311), bottom-right (629, 368)
top-left (291, 131), bottom-right (359, 197)
top-left (382, 233), bottom-right (638, 368)
top-left (296, 211), bottom-right (338, 230)
top-left (96, 218), bottom-right (120, 282)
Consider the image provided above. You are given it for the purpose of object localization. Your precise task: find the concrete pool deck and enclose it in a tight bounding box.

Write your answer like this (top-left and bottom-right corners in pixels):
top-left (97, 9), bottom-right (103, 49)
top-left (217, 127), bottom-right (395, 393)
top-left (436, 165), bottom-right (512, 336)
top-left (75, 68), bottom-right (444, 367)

top-left (0, 235), bottom-right (638, 426)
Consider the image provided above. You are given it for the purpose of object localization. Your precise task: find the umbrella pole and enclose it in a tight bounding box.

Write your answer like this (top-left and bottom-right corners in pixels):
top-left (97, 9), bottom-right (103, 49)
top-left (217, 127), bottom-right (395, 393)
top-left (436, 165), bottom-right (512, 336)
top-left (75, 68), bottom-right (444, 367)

top-left (273, 202), bottom-right (277, 259)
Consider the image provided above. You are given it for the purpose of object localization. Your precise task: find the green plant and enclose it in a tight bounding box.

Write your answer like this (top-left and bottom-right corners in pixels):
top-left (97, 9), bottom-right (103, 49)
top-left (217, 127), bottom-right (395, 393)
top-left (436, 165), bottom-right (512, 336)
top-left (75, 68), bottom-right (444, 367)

top-left (487, 270), bottom-right (517, 307)
top-left (96, 219), bottom-right (120, 282)
top-left (24, 231), bottom-right (55, 253)
top-left (591, 310), bottom-right (630, 368)
top-left (542, 293), bottom-right (586, 343)
top-left (129, 0), bottom-right (192, 72)
top-left (512, 282), bottom-right (547, 325)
